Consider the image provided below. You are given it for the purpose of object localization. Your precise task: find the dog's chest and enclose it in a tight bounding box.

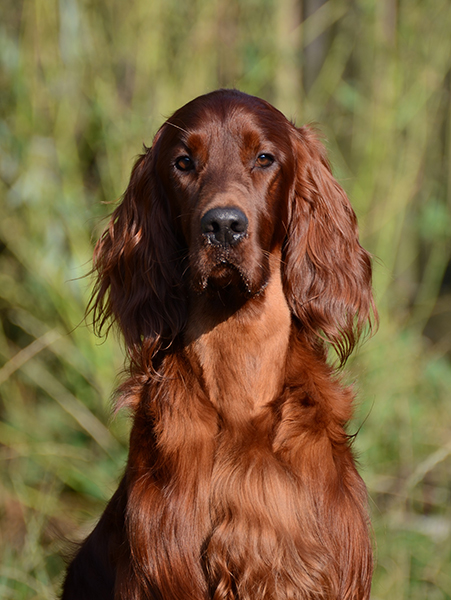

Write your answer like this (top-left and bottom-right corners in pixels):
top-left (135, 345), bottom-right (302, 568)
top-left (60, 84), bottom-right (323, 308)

top-left (188, 275), bottom-right (292, 417)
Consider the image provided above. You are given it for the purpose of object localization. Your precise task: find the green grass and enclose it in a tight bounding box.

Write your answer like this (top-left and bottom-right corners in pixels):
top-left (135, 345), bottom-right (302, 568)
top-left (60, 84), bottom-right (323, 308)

top-left (1, 0), bottom-right (451, 598)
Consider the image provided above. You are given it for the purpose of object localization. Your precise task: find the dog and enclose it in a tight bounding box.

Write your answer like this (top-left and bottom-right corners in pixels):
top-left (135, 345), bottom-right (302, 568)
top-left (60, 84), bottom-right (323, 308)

top-left (62, 89), bottom-right (376, 599)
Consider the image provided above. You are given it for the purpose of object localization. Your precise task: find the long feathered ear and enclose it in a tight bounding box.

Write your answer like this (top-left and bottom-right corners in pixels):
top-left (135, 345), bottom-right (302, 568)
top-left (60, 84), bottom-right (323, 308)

top-left (282, 125), bottom-right (377, 365)
top-left (88, 131), bottom-right (186, 365)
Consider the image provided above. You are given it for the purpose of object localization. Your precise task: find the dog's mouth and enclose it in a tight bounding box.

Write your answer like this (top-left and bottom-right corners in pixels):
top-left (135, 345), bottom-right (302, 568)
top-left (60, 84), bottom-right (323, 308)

top-left (195, 259), bottom-right (251, 294)
top-left (209, 262), bottom-right (254, 293)
top-left (191, 250), bottom-right (269, 302)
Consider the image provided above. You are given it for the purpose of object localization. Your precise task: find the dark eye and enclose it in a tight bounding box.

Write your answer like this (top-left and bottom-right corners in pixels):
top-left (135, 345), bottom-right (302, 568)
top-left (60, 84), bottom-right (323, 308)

top-left (255, 153), bottom-right (275, 168)
top-left (175, 156), bottom-right (195, 171)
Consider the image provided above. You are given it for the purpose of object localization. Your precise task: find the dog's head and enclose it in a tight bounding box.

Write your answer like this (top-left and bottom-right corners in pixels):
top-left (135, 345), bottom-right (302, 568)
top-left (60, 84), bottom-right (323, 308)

top-left (90, 90), bottom-right (375, 364)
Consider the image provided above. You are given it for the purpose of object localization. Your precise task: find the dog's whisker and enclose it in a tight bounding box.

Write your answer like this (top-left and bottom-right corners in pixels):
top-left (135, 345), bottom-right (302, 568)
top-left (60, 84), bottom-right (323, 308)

top-left (165, 120), bottom-right (190, 135)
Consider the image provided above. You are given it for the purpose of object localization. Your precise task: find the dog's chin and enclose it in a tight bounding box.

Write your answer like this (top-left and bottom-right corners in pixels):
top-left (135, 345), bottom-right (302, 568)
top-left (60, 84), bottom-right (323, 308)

top-left (193, 262), bottom-right (266, 300)
top-left (207, 264), bottom-right (246, 290)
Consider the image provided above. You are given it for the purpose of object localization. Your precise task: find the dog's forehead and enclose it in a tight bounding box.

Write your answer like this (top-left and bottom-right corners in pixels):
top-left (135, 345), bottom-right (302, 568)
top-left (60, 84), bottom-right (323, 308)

top-left (165, 93), bottom-right (290, 144)
top-left (168, 109), bottom-right (264, 144)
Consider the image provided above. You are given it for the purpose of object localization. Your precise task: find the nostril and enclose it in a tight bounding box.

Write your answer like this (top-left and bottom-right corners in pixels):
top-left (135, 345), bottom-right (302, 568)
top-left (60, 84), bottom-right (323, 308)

top-left (201, 207), bottom-right (248, 247)
top-left (231, 219), bottom-right (246, 233)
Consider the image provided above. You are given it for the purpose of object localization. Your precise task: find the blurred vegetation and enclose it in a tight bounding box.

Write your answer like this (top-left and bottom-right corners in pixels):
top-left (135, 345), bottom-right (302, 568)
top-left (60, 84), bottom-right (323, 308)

top-left (1, 0), bottom-right (451, 598)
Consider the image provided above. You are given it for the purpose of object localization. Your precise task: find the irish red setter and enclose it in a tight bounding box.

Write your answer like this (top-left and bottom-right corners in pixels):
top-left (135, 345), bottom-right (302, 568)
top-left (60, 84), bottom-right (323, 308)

top-left (62, 89), bottom-right (376, 600)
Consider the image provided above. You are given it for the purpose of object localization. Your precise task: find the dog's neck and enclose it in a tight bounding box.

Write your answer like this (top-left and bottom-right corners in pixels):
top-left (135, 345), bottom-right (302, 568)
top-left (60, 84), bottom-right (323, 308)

top-left (185, 252), bottom-right (291, 419)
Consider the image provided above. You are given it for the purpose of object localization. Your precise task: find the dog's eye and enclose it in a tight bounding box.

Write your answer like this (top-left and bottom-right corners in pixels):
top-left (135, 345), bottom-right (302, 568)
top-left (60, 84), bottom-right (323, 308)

top-left (255, 153), bottom-right (275, 168)
top-left (175, 156), bottom-right (195, 171)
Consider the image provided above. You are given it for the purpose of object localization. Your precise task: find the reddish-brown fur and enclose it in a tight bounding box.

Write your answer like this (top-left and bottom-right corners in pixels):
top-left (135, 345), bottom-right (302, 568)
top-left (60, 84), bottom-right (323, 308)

top-left (62, 89), bottom-right (376, 600)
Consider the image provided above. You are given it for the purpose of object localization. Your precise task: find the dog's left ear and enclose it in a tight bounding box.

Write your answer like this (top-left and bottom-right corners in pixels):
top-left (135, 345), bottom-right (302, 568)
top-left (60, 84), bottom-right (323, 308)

top-left (282, 125), bottom-right (377, 364)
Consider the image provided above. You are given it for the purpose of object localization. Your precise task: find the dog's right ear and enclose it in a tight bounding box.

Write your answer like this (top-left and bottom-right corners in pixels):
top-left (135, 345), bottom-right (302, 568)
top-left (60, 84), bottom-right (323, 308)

top-left (89, 128), bottom-right (187, 364)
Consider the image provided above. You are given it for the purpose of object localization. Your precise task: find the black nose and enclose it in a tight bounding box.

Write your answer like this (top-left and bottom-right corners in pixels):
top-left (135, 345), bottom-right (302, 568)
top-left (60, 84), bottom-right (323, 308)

top-left (200, 207), bottom-right (248, 247)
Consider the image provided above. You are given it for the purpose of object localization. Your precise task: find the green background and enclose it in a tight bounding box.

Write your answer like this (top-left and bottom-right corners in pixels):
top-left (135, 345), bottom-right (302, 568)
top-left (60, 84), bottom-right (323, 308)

top-left (1, 0), bottom-right (451, 598)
